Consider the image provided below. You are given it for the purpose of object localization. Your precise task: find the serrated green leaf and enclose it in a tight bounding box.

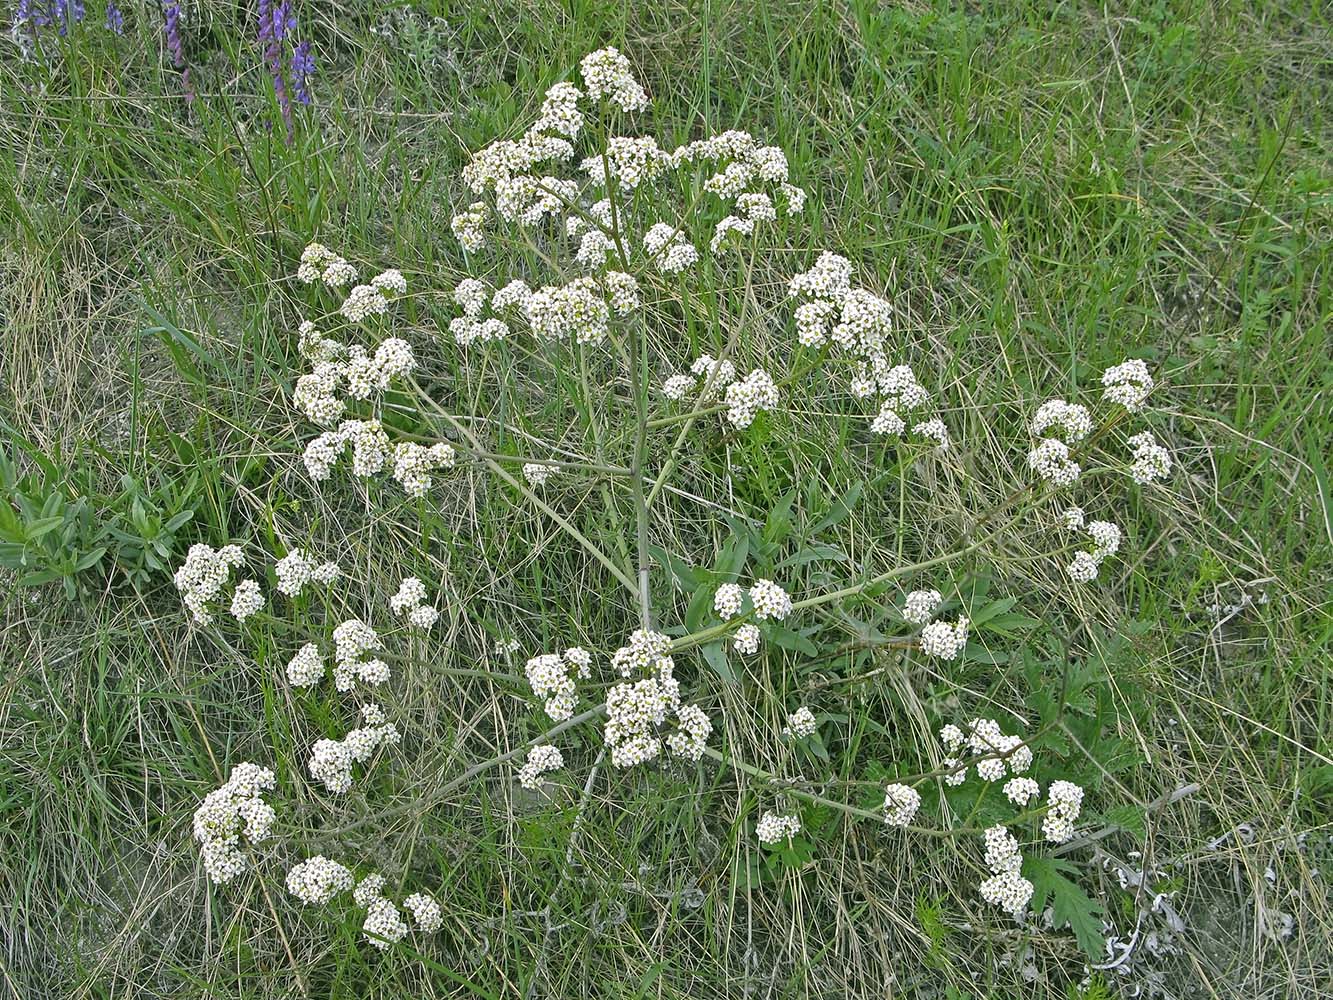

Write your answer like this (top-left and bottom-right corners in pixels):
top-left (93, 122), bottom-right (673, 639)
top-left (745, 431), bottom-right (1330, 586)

top-left (1102, 804), bottom-right (1146, 839)
top-left (1026, 856), bottom-right (1105, 959)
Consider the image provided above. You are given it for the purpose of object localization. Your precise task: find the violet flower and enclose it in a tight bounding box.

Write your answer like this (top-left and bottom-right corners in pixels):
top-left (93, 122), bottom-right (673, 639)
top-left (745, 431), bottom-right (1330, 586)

top-left (163, 2), bottom-right (194, 105)
top-left (257, 0), bottom-right (294, 142)
top-left (291, 39), bottom-right (314, 106)
top-left (52, 0), bottom-right (84, 34)
top-left (104, 0), bottom-right (122, 33)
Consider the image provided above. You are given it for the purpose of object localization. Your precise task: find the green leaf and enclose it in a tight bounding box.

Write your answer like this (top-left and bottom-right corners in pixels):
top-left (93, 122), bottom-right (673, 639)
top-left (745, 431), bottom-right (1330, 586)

top-left (649, 544), bottom-right (700, 591)
top-left (1026, 856), bottom-right (1105, 959)
top-left (700, 641), bottom-right (737, 683)
top-left (762, 490), bottom-right (797, 545)
top-left (684, 582), bottom-right (718, 634)
top-left (775, 543), bottom-right (847, 572)
top-left (714, 534), bottom-right (749, 580)
top-left (969, 596), bottom-right (1017, 627)
top-left (1101, 804), bottom-right (1146, 839)
top-left (74, 546), bottom-right (108, 572)
top-left (767, 623), bottom-right (818, 657)
top-left (809, 480), bottom-right (864, 534)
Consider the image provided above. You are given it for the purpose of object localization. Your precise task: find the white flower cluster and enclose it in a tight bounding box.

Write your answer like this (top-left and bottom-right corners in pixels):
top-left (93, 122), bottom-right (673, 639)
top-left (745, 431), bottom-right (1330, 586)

top-left (579, 47), bottom-right (648, 112)
top-left (583, 135), bottom-right (669, 191)
top-left (174, 543), bottom-right (246, 625)
top-left (274, 549), bottom-right (340, 597)
top-left (286, 855), bottom-right (355, 905)
top-left (1004, 776), bottom-right (1041, 806)
top-left (643, 222), bottom-right (700, 272)
top-left (339, 269), bottom-right (410, 323)
top-left (939, 718), bottom-right (1032, 785)
top-left (902, 588), bottom-right (942, 625)
top-left (659, 355), bottom-right (778, 428)
top-left (286, 642), bottom-right (326, 688)
top-left (525, 647), bottom-right (592, 721)
top-left (1030, 399), bottom-right (1093, 443)
top-left (604, 630), bottom-right (712, 768)
top-left (733, 623), bottom-right (761, 655)
top-left (389, 576), bottom-right (438, 630)
top-left (192, 762), bottom-right (276, 884)
top-left (352, 874), bottom-right (441, 950)
top-left (450, 272), bottom-right (638, 348)
top-left (748, 579), bottom-right (792, 621)
top-left (659, 354), bottom-right (735, 402)
top-left (391, 441), bottom-right (456, 498)
top-left (297, 243), bottom-right (357, 288)
top-left (308, 703), bottom-right (401, 794)
top-left (292, 332), bottom-right (415, 427)
top-left (919, 616), bottom-right (969, 661)
top-left (229, 578), bottom-right (264, 622)
top-left (724, 369), bottom-right (779, 429)
top-left (882, 783), bottom-right (922, 826)
top-left (302, 418), bottom-right (389, 481)
top-left (756, 810), bottom-right (801, 844)
top-left (1102, 358), bottom-right (1154, 412)
top-left (783, 705), bottom-right (817, 739)
top-left (713, 582), bottom-right (744, 619)
top-left (1028, 436), bottom-right (1081, 487)
top-left (787, 254), bottom-right (949, 444)
top-left (1065, 518), bottom-right (1122, 584)
top-left (523, 462), bottom-right (557, 487)
top-left (332, 618), bottom-right (390, 691)
top-left (1127, 430), bottom-right (1172, 485)
top-left (450, 200), bottom-right (490, 251)
top-left (978, 824), bottom-right (1035, 917)
top-left (518, 744), bottom-right (564, 790)
top-left (1042, 779), bottom-right (1086, 844)
top-left (670, 129), bottom-right (806, 252)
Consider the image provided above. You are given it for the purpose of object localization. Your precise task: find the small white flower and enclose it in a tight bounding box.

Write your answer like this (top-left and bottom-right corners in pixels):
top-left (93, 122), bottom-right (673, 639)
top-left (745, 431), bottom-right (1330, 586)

top-left (1102, 359), bottom-right (1154, 412)
top-left (662, 374), bottom-right (697, 400)
top-left (749, 579), bottom-right (792, 621)
top-left (403, 893), bottom-right (443, 933)
top-left (523, 462), bottom-right (556, 487)
top-left (1127, 430), bottom-right (1172, 485)
top-left (903, 589), bottom-right (942, 625)
top-left (286, 856), bottom-right (354, 905)
top-left (732, 623), bottom-right (761, 655)
top-left (229, 578), bottom-right (264, 622)
top-left (518, 744), bottom-right (564, 790)
top-left (1004, 777), bottom-right (1040, 806)
top-left (713, 583), bottom-right (744, 619)
top-left (782, 706), bottom-right (817, 739)
top-left (919, 616), bottom-right (968, 660)
top-left (882, 783), bottom-right (922, 826)
top-left (756, 810), bottom-right (801, 844)
top-left (1066, 551), bottom-right (1099, 584)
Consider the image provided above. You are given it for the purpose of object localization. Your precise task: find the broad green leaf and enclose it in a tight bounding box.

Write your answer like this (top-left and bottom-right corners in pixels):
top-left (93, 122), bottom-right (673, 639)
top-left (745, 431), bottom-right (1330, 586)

top-left (1026, 856), bottom-right (1105, 959)
top-left (700, 641), bottom-right (737, 683)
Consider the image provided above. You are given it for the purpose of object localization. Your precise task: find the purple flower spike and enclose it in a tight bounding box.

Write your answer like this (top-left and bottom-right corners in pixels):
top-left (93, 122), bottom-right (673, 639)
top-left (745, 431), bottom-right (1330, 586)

top-left (163, 2), bottom-right (194, 105)
top-left (105, 0), bottom-right (123, 33)
top-left (291, 39), bottom-right (315, 106)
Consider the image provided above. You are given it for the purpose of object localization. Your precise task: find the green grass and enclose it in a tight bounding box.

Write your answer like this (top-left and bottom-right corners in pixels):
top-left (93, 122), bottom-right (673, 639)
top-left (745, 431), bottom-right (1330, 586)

top-left (2, 1), bottom-right (1331, 998)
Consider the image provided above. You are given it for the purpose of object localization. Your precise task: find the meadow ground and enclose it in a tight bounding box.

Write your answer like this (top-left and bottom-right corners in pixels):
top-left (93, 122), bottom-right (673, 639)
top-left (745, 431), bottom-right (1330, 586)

top-left (1, 2), bottom-right (1331, 998)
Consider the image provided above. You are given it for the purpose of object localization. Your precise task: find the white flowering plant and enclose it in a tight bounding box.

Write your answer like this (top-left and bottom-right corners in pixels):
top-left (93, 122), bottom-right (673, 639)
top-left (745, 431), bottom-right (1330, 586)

top-left (136, 47), bottom-right (1209, 978)
top-left (16, 19), bottom-right (1326, 997)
